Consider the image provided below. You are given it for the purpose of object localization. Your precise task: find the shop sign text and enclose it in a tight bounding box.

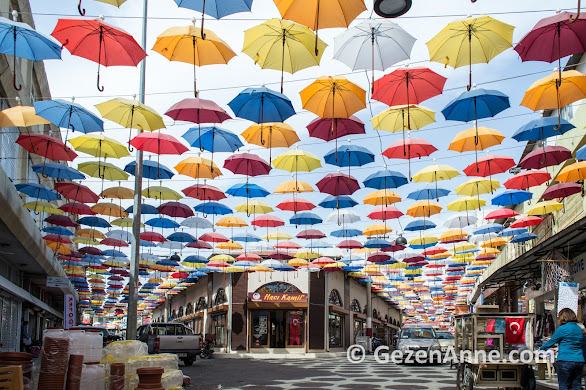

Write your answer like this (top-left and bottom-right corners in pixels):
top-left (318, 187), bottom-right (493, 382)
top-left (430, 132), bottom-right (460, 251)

top-left (248, 292), bottom-right (307, 303)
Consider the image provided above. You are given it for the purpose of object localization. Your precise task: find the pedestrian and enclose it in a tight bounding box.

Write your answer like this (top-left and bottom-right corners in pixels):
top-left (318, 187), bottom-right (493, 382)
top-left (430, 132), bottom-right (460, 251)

top-left (539, 308), bottom-right (585, 390)
top-left (21, 320), bottom-right (31, 353)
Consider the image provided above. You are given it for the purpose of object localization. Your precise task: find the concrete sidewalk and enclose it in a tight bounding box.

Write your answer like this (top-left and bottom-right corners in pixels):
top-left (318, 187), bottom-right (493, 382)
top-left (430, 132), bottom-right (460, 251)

top-left (213, 351), bottom-right (347, 359)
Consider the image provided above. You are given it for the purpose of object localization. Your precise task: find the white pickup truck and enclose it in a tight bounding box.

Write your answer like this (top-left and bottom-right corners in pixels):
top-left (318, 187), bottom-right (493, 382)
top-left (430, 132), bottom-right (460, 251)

top-left (137, 323), bottom-right (202, 366)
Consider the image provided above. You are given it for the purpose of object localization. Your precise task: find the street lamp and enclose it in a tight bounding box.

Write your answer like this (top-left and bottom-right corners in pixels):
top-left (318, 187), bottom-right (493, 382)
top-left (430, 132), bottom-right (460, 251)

top-left (374, 0), bottom-right (412, 18)
top-left (395, 235), bottom-right (407, 246)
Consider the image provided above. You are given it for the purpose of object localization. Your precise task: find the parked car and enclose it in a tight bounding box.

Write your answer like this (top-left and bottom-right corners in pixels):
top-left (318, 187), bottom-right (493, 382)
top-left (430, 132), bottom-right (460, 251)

top-left (137, 323), bottom-right (202, 366)
top-left (70, 326), bottom-right (121, 346)
top-left (396, 325), bottom-right (442, 363)
top-left (435, 331), bottom-right (455, 354)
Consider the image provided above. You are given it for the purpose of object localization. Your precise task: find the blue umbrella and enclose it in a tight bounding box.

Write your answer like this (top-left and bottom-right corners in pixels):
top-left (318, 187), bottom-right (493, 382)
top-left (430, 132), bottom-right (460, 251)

top-left (190, 271), bottom-right (208, 277)
top-left (290, 212), bottom-right (322, 226)
top-left (499, 227), bottom-right (528, 237)
top-left (228, 87), bottom-right (296, 124)
top-left (33, 99), bottom-right (103, 143)
top-left (140, 240), bottom-right (157, 247)
top-left (577, 145), bottom-right (586, 161)
top-left (404, 219), bottom-right (436, 232)
top-left (157, 259), bottom-right (180, 267)
top-left (145, 217), bottom-right (180, 229)
top-left (364, 238), bottom-right (392, 249)
top-left (183, 126), bottom-right (243, 152)
top-left (473, 224), bottom-right (504, 235)
top-left (174, 0), bottom-right (253, 18)
top-left (167, 232), bottom-right (196, 243)
top-left (407, 188), bottom-right (450, 200)
top-left (101, 250), bottom-right (127, 258)
top-left (331, 229), bottom-right (362, 238)
top-left (0, 17), bottom-right (61, 90)
top-left (512, 117), bottom-right (575, 142)
top-left (43, 226), bottom-right (74, 236)
top-left (226, 183), bottom-right (269, 198)
top-left (125, 161), bottom-right (174, 180)
top-left (77, 216), bottom-right (111, 228)
top-left (194, 201), bottom-right (232, 216)
top-left (232, 233), bottom-right (262, 242)
top-left (491, 190), bottom-right (532, 206)
top-left (442, 88), bottom-right (510, 122)
top-left (15, 183), bottom-right (60, 201)
top-left (319, 195), bottom-right (358, 209)
top-left (126, 203), bottom-right (159, 215)
top-left (324, 145), bottom-right (375, 169)
top-left (510, 232), bottom-right (537, 243)
top-left (363, 170), bottom-right (408, 189)
top-left (32, 162), bottom-right (85, 180)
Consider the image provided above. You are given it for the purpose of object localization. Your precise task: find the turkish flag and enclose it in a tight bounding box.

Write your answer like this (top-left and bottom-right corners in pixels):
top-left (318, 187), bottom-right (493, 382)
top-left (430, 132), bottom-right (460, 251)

top-left (505, 318), bottom-right (526, 344)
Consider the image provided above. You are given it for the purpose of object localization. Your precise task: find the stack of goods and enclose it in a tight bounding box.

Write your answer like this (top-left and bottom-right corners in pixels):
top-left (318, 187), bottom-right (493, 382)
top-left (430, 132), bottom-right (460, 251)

top-left (0, 352), bottom-right (33, 389)
top-left (102, 341), bottom-right (184, 390)
top-left (38, 336), bottom-right (70, 389)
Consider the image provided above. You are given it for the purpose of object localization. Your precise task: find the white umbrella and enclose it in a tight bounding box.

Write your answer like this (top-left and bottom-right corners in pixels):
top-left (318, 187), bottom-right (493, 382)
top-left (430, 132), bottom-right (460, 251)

top-left (139, 253), bottom-right (159, 262)
top-left (106, 229), bottom-right (132, 241)
top-left (443, 213), bottom-right (478, 229)
top-left (326, 209), bottom-right (360, 225)
top-left (181, 216), bottom-right (213, 229)
top-left (469, 233), bottom-right (497, 244)
top-left (158, 241), bottom-right (185, 250)
top-left (319, 247), bottom-right (344, 258)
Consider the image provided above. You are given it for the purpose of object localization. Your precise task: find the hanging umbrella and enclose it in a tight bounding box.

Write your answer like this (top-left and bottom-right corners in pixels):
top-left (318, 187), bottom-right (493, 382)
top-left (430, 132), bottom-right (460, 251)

top-left (447, 196), bottom-right (485, 212)
top-left (526, 200), bottom-right (563, 216)
top-left (125, 160), bottom-right (174, 180)
top-left (17, 133), bottom-right (77, 161)
top-left (442, 88), bottom-right (510, 123)
top-left (364, 190), bottom-right (401, 206)
top-left (367, 206), bottom-right (403, 221)
top-left (406, 201), bottom-right (442, 218)
top-left (78, 162), bottom-right (129, 181)
top-left (235, 200), bottom-right (273, 215)
top-left (51, 18), bottom-right (147, 91)
top-left (362, 223), bottom-right (392, 237)
top-left (25, 201), bottom-right (62, 215)
top-left (152, 24), bottom-right (236, 96)
top-left (301, 76), bottom-right (366, 123)
top-left (242, 122), bottom-right (299, 161)
top-left (426, 15), bottom-right (514, 90)
top-left (224, 153), bottom-right (271, 177)
top-left (165, 97), bottom-right (230, 124)
top-left (383, 138), bottom-right (437, 180)
top-left (331, 229), bottom-right (362, 238)
top-left (46, 214), bottom-right (79, 227)
top-left (449, 127), bottom-right (505, 170)
top-left (273, 150), bottom-right (321, 191)
top-left (504, 170), bottom-right (551, 189)
top-left (407, 188), bottom-right (450, 201)
top-left (126, 203), bottom-right (159, 215)
top-left (0, 16), bottom-right (62, 90)
top-left (277, 198), bottom-right (315, 213)
top-left (307, 116), bottom-right (365, 144)
top-left (15, 183), bottom-right (60, 201)
top-left (519, 145), bottom-right (572, 170)
top-left (274, 179), bottom-right (314, 194)
top-left (183, 125), bottom-right (243, 168)
top-left (455, 178), bottom-right (500, 196)
top-left (175, 157), bottom-right (222, 179)
top-left (510, 216), bottom-right (543, 229)
top-left (251, 215), bottom-right (284, 228)
top-left (142, 186), bottom-right (183, 200)
top-left (91, 202), bottom-right (128, 218)
top-left (316, 172), bottom-right (360, 196)
top-left (54, 182), bottom-right (99, 203)
top-left (32, 162), bottom-right (84, 180)
top-left (291, 212), bottom-right (323, 226)
top-left (512, 116), bottom-right (575, 142)
top-left (243, 18), bottom-right (326, 93)
top-left (183, 183), bottom-right (226, 200)
top-left (463, 155), bottom-right (515, 179)
top-left (69, 133), bottom-right (129, 159)
top-left (229, 86), bottom-right (296, 124)
top-left (324, 144), bottom-right (375, 175)
top-left (412, 164), bottom-right (460, 201)
top-left (158, 201), bottom-right (194, 218)
top-left (174, 0), bottom-right (253, 37)
top-left (404, 219), bottom-right (436, 231)
top-left (485, 208), bottom-right (519, 220)
top-left (363, 170), bottom-right (408, 190)
top-left (216, 216), bottom-right (248, 228)
top-left (333, 20), bottom-right (416, 93)
top-left (145, 217), bottom-right (180, 229)
top-left (491, 190), bottom-right (532, 206)
top-left (319, 195), bottom-right (357, 209)
top-left (130, 132), bottom-right (189, 156)
top-left (33, 99), bottom-right (104, 143)
top-left (273, 0), bottom-right (365, 55)
top-left (510, 233), bottom-right (538, 244)
top-left (543, 182), bottom-right (582, 200)
top-left (59, 202), bottom-right (96, 215)
top-left (0, 106), bottom-right (50, 129)
top-left (227, 183), bottom-right (269, 199)
top-left (557, 161), bottom-right (586, 182)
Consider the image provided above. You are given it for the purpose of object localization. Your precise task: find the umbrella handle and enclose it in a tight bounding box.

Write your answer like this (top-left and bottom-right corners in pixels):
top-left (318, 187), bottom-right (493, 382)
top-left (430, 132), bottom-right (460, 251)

top-left (570, 0), bottom-right (581, 22)
top-left (78, 0), bottom-right (86, 15)
top-left (13, 70), bottom-right (21, 91)
top-left (97, 68), bottom-right (104, 92)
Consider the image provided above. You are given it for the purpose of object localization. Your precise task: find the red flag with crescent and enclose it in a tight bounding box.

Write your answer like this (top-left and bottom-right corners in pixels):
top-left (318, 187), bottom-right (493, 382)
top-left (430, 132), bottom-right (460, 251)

top-left (505, 318), bottom-right (526, 344)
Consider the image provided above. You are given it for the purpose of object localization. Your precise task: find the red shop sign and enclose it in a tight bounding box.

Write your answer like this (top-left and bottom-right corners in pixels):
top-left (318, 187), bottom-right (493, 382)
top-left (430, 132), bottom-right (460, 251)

top-left (248, 292), bottom-right (307, 303)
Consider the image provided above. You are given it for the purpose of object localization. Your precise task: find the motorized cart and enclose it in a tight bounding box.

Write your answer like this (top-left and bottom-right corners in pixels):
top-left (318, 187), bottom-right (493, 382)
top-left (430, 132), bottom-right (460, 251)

top-left (454, 312), bottom-right (536, 390)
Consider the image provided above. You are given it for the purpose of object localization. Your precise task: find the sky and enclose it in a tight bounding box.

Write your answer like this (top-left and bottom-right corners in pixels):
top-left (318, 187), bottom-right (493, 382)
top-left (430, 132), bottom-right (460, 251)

top-left (26, 0), bottom-right (581, 260)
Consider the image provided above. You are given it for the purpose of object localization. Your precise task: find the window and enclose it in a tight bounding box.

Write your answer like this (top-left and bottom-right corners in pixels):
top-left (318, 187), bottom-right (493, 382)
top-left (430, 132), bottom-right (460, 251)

top-left (212, 313), bottom-right (227, 347)
top-left (372, 309), bottom-right (378, 319)
top-left (329, 313), bottom-right (343, 347)
top-left (329, 289), bottom-right (342, 306)
top-left (400, 328), bottom-right (436, 339)
top-left (256, 282), bottom-right (301, 293)
top-left (351, 299), bottom-right (361, 313)
top-left (178, 306), bottom-right (184, 318)
top-left (185, 303), bottom-right (194, 315)
top-left (196, 297), bottom-right (207, 311)
top-left (214, 289), bottom-right (227, 306)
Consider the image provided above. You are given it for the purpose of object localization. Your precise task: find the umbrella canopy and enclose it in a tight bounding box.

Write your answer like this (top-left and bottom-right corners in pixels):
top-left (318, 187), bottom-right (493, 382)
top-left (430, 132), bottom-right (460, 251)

top-left (158, 201), bottom-right (194, 218)
top-left (367, 206), bottom-right (403, 221)
top-left (542, 182), bottom-right (582, 200)
top-left (251, 215), bottom-right (284, 227)
top-left (407, 188), bottom-right (450, 201)
top-left (277, 198), bottom-right (316, 213)
top-left (273, 180), bottom-right (314, 194)
top-left (519, 145), bottom-right (572, 169)
top-left (319, 195), bottom-right (357, 209)
top-left (142, 186), bottom-right (183, 200)
top-left (241, 122), bottom-right (299, 161)
top-left (130, 132), bottom-right (188, 155)
top-left (463, 155), bottom-right (516, 178)
top-left (51, 18), bottom-right (147, 91)
top-left (183, 126), bottom-right (243, 155)
top-left (300, 76), bottom-right (366, 119)
top-left (449, 127), bottom-right (505, 153)
top-left (512, 117), bottom-right (575, 142)
top-left (226, 183), bottom-right (269, 198)
top-left (510, 216), bottom-right (543, 229)
top-left (316, 173), bottom-right (360, 196)
top-left (273, 150), bottom-right (321, 172)
top-left (15, 183), bottom-right (60, 201)
top-left (224, 153), bottom-right (271, 176)
top-left (32, 162), bottom-right (84, 180)
top-left (124, 160), bottom-right (174, 180)
top-left (406, 200), bottom-right (442, 218)
top-left (229, 87), bottom-right (296, 124)
top-left (556, 161), bottom-right (586, 182)
top-left (455, 178), bottom-right (500, 196)
top-left (33, 99), bottom-right (104, 142)
top-left (291, 212), bottom-right (323, 226)
top-left (54, 182), bottom-right (99, 203)
top-left (78, 161), bottom-right (129, 181)
top-left (17, 134), bottom-right (77, 161)
top-left (526, 200), bottom-right (563, 216)
top-left (491, 190), bottom-right (532, 206)
top-left (485, 208), bottom-right (519, 220)
top-left (69, 134), bottom-right (129, 159)
top-left (307, 116), bottom-right (365, 141)
top-left (183, 183), bottom-right (226, 200)
top-left (363, 190), bottom-right (401, 206)
top-left (504, 170), bottom-right (551, 189)
top-left (442, 88), bottom-right (510, 122)
top-left (404, 219), bottom-right (436, 231)
top-left (0, 106), bottom-right (50, 128)
top-left (363, 170), bottom-right (408, 190)
top-left (46, 214), bottom-right (79, 227)
top-left (447, 196), bottom-right (485, 212)
top-left (194, 201), bottom-right (232, 215)
top-left (235, 200), bottom-right (273, 215)
top-left (175, 157), bottom-right (222, 179)
top-left (165, 97), bottom-right (231, 124)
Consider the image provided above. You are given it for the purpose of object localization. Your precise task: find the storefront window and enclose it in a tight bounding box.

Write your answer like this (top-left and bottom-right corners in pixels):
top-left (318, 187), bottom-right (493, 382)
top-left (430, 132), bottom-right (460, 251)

top-left (214, 289), bottom-right (227, 306)
top-left (212, 313), bottom-right (227, 347)
top-left (351, 299), bottom-right (361, 313)
top-left (329, 289), bottom-right (342, 306)
top-left (329, 313), bottom-right (343, 347)
top-left (252, 311), bottom-right (269, 347)
top-left (196, 297), bottom-right (207, 311)
top-left (354, 319), bottom-right (365, 342)
top-left (287, 311), bottom-right (304, 347)
top-left (251, 310), bottom-right (305, 348)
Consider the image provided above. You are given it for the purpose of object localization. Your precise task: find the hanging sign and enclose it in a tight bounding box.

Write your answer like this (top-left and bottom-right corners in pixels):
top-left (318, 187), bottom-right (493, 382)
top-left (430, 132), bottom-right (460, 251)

top-left (64, 294), bottom-right (76, 329)
top-left (248, 292), bottom-right (307, 303)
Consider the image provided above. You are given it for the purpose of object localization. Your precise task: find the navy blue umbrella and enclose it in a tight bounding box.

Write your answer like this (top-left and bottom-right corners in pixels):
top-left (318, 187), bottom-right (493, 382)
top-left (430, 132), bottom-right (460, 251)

top-left (32, 162), bottom-right (85, 180)
top-left (407, 188), bottom-right (450, 200)
top-left (324, 145), bottom-right (375, 169)
top-left (318, 195), bottom-right (358, 209)
top-left (15, 183), bottom-right (60, 201)
top-left (194, 202), bottom-right (232, 226)
top-left (183, 255), bottom-right (208, 264)
top-left (145, 217), bottom-right (180, 229)
top-left (404, 219), bottom-right (436, 232)
top-left (442, 88), bottom-right (510, 122)
top-left (510, 232), bottom-right (537, 243)
top-left (512, 117), bottom-right (575, 142)
top-left (331, 228), bottom-right (362, 238)
top-left (491, 190), bottom-right (532, 206)
top-left (290, 212), bottom-right (322, 226)
top-left (43, 226), bottom-right (74, 236)
top-left (226, 183), bottom-right (269, 198)
top-left (77, 216), bottom-right (110, 228)
top-left (126, 203), bottom-right (159, 215)
top-left (125, 160), bottom-right (174, 180)
top-left (364, 238), bottom-right (392, 249)
top-left (167, 232), bottom-right (196, 243)
top-left (140, 240), bottom-right (157, 247)
top-left (363, 170), bottom-right (408, 189)
top-left (228, 87), bottom-right (295, 123)
top-left (33, 99), bottom-right (104, 143)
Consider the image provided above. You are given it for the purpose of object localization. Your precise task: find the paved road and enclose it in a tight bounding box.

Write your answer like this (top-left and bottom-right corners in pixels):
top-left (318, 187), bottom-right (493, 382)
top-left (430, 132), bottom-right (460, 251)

top-left (182, 356), bottom-right (458, 390)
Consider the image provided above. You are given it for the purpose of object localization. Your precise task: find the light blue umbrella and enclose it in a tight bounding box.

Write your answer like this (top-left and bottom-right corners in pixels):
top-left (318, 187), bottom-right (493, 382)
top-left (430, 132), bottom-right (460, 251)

top-left (145, 217), bottom-right (180, 229)
top-left (473, 224), bottom-right (504, 235)
top-left (232, 233), bottom-right (262, 242)
top-left (407, 188), bottom-right (450, 200)
top-left (324, 145), bottom-right (375, 169)
top-left (363, 169), bottom-right (408, 189)
top-left (174, 0), bottom-right (253, 37)
top-left (491, 190), bottom-right (532, 206)
top-left (404, 219), bottom-right (436, 232)
top-left (226, 183), bottom-right (269, 198)
top-left (183, 126), bottom-right (243, 169)
top-left (290, 212), bottom-right (323, 226)
top-left (331, 229), bottom-right (362, 238)
top-left (512, 117), bottom-right (575, 142)
top-left (33, 99), bottom-right (103, 143)
top-left (42, 226), bottom-right (74, 236)
top-left (318, 195), bottom-right (358, 209)
top-left (499, 227), bottom-right (528, 237)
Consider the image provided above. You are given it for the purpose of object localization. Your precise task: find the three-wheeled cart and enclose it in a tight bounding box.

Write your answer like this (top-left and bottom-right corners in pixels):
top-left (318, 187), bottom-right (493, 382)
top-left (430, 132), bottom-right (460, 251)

top-left (454, 312), bottom-right (536, 390)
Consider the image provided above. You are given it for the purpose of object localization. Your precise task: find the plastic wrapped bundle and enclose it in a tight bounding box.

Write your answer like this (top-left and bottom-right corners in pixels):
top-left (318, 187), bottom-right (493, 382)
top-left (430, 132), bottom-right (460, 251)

top-left (103, 340), bottom-right (148, 361)
top-left (38, 337), bottom-right (70, 390)
top-left (123, 354), bottom-right (178, 376)
top-left (79, 363), bottom-right (106, 390)
top-left (161, 369), bottom-right (184, 390)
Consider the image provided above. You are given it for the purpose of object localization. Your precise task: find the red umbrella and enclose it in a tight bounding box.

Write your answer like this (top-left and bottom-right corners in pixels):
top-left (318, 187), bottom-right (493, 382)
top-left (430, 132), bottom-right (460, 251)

top-left (277, 198), bottom-right (316, 213)
top-left (182, 184), bottom-right (226, 201)
top-left (316, 172), bottom-right (360, 196)
top-left (45, 214), bottom-right (79, 227)
top-left (383, 138), bottom-right (437, 179)
top-left (542, 182), bottom-right (582, 200)
top-left (463, 155), bottom-right (516, 178)
top-left (337, 239), bottom-right (363, 249)
top-left (43, 234), bottom-right (73, 244)
top-left (373, 68), bottom-right (447, 106)
top-left (170, 272), bottom-right (190, 279)
top-left (269, 251), bottom-right (293, 260)
top-left (510, 216), bottom-right (543, 228)
top-left (130, 132), bottom-right (188, 155)
top-left (157, 201), bottom-right (194, 218)
top-left (186, 240), bottom-right (213, 249)
top-left (296, 229), bottom-right (326, 240)
top-left (139, 232), bottom-right (166, 243)
top-left (484, 208), bottom-right (519, 220)
top-left (312, 257), bottom-right (335, 266)
top-left (236, 253), bottom-right (262, 261)
top-left (79, 246), bottom-right (102, 255)
top-left (251, 215), bottom-right (284, 228)
top-left (274, 241), bottom-right (302, 250)
top-left (422, 247), bottom-right (447, 256)
top-left (382, 243), bottom-right (406, 252)
top-left (519, 146), bottom-right (572, 170)
top-left (504, 170), bottom-right (551, 190)
top-left (59, 202), bottom-right (96, 215)
top-left (165, 98), bottom-right (231, 124)
top-left (307, 116), bottom-right (365, 141)
top-left (16, 134), bottom-right (77, 161)
top-left (367, 252), bottom-right (391, 263)
top-left (55, 182), bottom-right (99, 203)
top-left (101, 237), bottom-right (129, 247)
top-left (51, 18), bottom-right (147, 91)
top-left (199, 232), bottom-right (229, 243)
top-left (367, 206), bottom-right (404, 221)
top-left (224, 153), bottom-right (271, 176)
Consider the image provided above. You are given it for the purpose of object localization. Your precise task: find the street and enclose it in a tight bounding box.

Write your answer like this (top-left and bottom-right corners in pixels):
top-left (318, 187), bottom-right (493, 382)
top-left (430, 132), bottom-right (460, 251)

top-left (182, 356), bottom-right (458, 390)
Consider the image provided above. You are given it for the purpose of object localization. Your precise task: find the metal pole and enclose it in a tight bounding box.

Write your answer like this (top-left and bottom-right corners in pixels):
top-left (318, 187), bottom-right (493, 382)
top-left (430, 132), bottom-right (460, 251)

top-left (366, 281), bottom-right (372, 341)
top-left (126, 0), bottom-right (148, 341)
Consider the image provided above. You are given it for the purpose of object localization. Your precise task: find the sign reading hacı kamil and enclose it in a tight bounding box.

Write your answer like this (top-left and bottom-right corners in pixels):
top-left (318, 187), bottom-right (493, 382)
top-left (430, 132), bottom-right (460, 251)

top-left (248, 292), bottom-right (308, 303)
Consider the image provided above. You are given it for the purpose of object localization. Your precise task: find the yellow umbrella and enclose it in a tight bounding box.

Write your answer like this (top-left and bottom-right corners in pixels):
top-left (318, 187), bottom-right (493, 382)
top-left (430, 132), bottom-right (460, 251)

top-left (69, 134), bottom-right (130, 159)
top-left (363, 224), bottom-right (392, 236)
top-left (526, 200), bottom-right (563, 216)
top-left (71, 236), bottom-right (101, 245)
top-left (243, 18), bottom-right (326, 93)
top-left (273, 0), bottom-right (366, 55)
top-left (223, 266), bottom-right (245, 273)
top-left (449, 127), bottom-right (505, 153)
top-left (24, 201), bottom-right (62, 214)
top-left (175, 157), bottom-right (222, 179)
top-left (76, 228), bottom-right (106, 240)
top-left (478, 248), bottom-right (500, 256)
top-left (210, 254), bottom-right (235, 262)
top-left (0, 106), bottom-right (49, 128)
top-left (447, 196), bottom-right (485, 212)
top-left (427, 15), bottom-right (514, 90)
top-left (273, 180), bottom-right (314, 194)
top-left (78, 162), bottom-right (129, 181)
top-left (371, 105), bottom-right (435, 152)
top-left (217, 241), bottom-right (243, 251)
top-left (235, 200), bottom-right (273, 215)
top-left (412, 164), bottom-right (460, 200)
top-left (455, 178), bottom-right (500, 196)
top-left (452, 242), bottom-right (477, 253)
top-left (287, 258), bottom-right (309, 267)
top-left (242, 123), bottom-right (300, 161)
top-left (95, 0), bottom-right (127, 6)
top-left (142, 186), bottom-right (182, 200)
top-left (249, 265), bottom-right (274, 272)
top-left (429, 252), bottom-right (452, 260)
top-left (295, 249), bottom-right (320, 260)
top-left (353, 247), bottom-right (375, 254)
top-left (263, 231), bottom-right (293, 240)
top-left (300, 76), bottom-right (366, 120)
top-left (363, 190), bottom-right (401, 206)
top-left (101, 186), bottom-right (134, 199)
top-left (111, 217), bottom-right (143, 227)
top-left (273, 150), bottom-right (321, 172)
top-left (557, 161), bottom-right (586, 182)
top-left (91, 202), bottom-right (128, 218)
top-left (480, 237), bottom-right (508, 248)
top-left (440, 229), bottom-right (468, 242)
top-left (409, 235), bottom-right (438, 247)
top-left (216, 216), bottom-right (248, 228)
top-left (406, 200), bottom-right (442, 218)
top-left (152, 25), bottom-right (236, 96)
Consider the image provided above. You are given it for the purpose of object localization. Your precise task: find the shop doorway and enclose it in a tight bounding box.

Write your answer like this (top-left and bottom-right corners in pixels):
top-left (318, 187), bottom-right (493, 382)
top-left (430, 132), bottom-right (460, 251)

top-left (251, 310), bottom-right (304, 348)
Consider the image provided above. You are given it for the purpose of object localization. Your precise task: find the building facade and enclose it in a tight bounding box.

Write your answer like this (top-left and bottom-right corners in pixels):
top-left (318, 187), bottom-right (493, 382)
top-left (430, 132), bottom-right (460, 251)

top-left (151, 271), bottom-right (401, 353)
